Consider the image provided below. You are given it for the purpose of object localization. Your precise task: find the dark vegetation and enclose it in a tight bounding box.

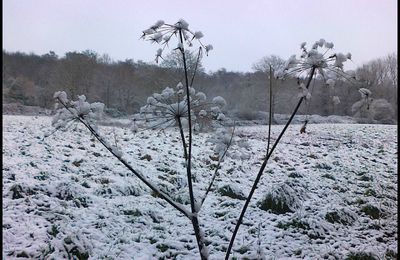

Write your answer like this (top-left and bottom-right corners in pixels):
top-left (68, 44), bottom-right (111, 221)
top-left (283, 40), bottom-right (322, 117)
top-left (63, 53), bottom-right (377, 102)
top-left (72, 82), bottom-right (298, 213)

top-left (2, 50), bottom-right (397, 122)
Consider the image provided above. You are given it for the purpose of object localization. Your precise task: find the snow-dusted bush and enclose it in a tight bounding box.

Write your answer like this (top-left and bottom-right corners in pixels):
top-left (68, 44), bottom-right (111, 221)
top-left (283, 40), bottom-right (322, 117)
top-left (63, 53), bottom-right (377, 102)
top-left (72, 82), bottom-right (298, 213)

top-left (257, 182), bottom-right (307, 214)
top-left (370, 98), bottom-right (395, 124)
top-left (324, 208), bottom-right (357, 225)
top-left (217, 183), bottom-right (246, 200)
top-left (352, 87), bottom-right (395, 124)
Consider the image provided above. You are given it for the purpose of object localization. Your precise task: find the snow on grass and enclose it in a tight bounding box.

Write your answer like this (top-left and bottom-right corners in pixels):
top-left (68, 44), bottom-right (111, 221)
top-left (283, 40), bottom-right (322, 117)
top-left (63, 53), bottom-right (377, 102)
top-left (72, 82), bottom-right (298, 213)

top-left (2, 115), bottom-right (398, 259)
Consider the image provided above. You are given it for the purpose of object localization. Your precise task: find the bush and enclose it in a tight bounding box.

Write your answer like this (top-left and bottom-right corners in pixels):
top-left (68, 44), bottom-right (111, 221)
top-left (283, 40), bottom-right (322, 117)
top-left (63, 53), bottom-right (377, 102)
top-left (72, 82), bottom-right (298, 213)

top-left (217, 184), bottom-right (246, 200)
top-left (257, 182), bottom-right (306, 214)
top-left (325, 208), bottom-right (357, 225)
top-left (345, 251), bottom-right (378, 260)
top-left (360, 204), bottom-right (381, 219)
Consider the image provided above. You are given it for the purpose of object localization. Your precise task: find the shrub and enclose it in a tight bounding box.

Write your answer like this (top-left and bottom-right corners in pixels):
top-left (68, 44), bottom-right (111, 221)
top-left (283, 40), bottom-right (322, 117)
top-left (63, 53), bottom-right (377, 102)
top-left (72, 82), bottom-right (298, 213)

top-left (360, 204), bottom-right (381, 219)
top-left (258, 182), bottom-right (305, 214)
top-left (345, 252), bottom-right (378, 260)
top-left (217, 184), bottom-right (246, 200)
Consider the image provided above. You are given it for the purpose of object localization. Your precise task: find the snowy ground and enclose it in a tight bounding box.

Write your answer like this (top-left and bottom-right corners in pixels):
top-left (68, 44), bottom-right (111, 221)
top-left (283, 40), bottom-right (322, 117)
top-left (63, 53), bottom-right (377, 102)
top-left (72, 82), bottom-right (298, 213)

top-left (2, 115), bottom-right (398, 259)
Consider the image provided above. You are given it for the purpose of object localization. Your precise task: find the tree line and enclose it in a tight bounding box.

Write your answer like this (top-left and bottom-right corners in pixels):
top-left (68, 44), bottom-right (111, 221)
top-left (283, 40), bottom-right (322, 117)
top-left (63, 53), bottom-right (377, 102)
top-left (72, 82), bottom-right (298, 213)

top-left (2, 50), bottom-right (397, 120)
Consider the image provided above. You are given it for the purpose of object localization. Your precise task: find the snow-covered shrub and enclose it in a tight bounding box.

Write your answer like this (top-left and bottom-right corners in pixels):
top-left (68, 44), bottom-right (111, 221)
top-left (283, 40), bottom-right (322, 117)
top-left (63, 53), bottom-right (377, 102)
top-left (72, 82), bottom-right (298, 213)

top-left (360, 204), bottom-right (382, 219)
top-left (8, 184), bottom-right (34, 199)
top-left (345, 251), bottom-right (379, 260)
top-left (370, 98), bottom-right (395, 124)
top-left (257, 182), bottom-right (307, 214)
top-left (352, 87), bottom-right (395, 123)
top-left (324, 208), bottom-right (357, 225)
top-left (217, 184), bottom-right (246, 200)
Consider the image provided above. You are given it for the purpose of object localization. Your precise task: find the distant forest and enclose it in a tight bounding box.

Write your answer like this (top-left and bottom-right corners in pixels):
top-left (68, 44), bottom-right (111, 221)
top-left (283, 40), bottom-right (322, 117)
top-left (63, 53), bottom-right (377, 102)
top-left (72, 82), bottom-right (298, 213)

top-left (2, 50), bottom-right (397, 121)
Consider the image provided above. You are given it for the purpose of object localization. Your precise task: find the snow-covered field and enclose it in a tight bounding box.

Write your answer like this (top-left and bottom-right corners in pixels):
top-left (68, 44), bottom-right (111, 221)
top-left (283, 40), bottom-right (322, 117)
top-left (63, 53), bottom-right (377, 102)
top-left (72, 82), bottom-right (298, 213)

top-left (2, 115), bottom-right (398, 259)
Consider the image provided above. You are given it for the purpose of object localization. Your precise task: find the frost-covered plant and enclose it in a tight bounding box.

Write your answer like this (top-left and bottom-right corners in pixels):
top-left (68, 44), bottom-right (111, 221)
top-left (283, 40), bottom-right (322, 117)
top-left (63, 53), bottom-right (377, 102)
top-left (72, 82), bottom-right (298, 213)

top-left (225, 39), bottom-right (354, 259)
top-left (50, 20), bottom-right (231, 260)
top-left (141, 20), bottom-right (223, 260)
top-left (141, 19), bottom-right (213, 63)
top-left (52, 91), bottom-right (104, 132)
top-left (136, 82), bottom-right (227, 131)
top-left (274, 39), bottom-right (356, 110)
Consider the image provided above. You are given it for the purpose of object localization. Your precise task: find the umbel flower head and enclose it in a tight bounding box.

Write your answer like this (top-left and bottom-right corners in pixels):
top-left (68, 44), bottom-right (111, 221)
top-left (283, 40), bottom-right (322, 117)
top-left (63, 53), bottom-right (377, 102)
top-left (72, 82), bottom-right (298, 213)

top-left (135, 82), bottom-right (227, 131)
top-left (141, 19), bottom-right (213, 63)
top-left (275, 39), bottom-right (357, 106)
top-left (52, 91), bottom-right (105, 131)
top-left (275, 39), bottom-right (354, 84)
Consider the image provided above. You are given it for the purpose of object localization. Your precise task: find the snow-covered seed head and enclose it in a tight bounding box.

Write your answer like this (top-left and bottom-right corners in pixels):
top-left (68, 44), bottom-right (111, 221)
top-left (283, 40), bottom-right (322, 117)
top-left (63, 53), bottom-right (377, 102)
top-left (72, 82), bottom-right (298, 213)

top-left (212, 96), bottom-right (227, 108)
top-left (52, 91), bottom-right (105, 130)
top-left (332, 96), bottom-right (340, 105)
top-left (141, 19), bottom-right (212, 60)
top-left (195, 92), bottom-right (207, 102)
top-left (137, 85), bottom-right (229, 131)
top-left (175, 19), bottom-right (189, 30)
top-left (278, 39), bottom-right (353, 85)
top-left (326, 79), bottom-right (336, 88)
top-left (324, 42), bottom-right (334, 49)
top-left (151, 20), bottom-right (164, 29)
top-left (54, 91), bottom-right (68, 103)
top-left (205, 44), bottom-right (213, 55)
top-left (194, 31), bottom-right (204, 39)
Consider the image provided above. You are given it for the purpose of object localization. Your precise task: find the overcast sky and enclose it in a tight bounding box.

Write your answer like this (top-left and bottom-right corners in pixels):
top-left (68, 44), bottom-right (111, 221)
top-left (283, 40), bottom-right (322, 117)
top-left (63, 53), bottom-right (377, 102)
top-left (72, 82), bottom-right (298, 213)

top-left (3, 0), bottom-right (397, 72)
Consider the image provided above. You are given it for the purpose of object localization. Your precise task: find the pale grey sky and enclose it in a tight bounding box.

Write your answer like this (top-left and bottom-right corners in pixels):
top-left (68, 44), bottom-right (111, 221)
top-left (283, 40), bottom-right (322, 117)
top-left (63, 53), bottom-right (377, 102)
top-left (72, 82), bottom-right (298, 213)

top-left (3, 0), bottom-right (397, 72)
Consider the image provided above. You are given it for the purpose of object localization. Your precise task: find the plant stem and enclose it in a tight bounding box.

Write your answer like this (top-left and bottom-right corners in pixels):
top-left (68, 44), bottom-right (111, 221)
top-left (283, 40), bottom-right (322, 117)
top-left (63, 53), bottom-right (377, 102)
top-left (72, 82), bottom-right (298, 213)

top-left (225, 67), bottom-right (316, 259)
top-left (267, 65), bottom-right (273, 155)
top-left (178, 29), bottom-right (195, 212)
top-left (177, 117), bottom-right (188, 160)
top-left (190, 47), bottom-right (202, 87)
top-left (179, 29), bottom-right (208, 260)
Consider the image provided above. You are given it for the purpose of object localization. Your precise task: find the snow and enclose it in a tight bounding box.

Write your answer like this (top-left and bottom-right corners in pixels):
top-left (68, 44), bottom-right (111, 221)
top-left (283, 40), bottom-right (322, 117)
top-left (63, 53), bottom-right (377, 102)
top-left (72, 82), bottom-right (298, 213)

top-left (3, 115), bottom-right (397, 259)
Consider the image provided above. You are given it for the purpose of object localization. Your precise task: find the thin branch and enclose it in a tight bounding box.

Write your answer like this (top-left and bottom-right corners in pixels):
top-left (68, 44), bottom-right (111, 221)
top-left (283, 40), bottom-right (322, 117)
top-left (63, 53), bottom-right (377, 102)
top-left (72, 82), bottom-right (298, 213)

top-left (267, 65), bottom-right (273, 155)
top-left (177, 116), bottom-right (188, 160)
top-left (190, 47), bottom-right (203, 87)
top-left (200, 124), bottom-right (236, 208)
top-left (225, 66), bottom-right (316, 260)
top-left (55, 98), bottom-right (191, 219)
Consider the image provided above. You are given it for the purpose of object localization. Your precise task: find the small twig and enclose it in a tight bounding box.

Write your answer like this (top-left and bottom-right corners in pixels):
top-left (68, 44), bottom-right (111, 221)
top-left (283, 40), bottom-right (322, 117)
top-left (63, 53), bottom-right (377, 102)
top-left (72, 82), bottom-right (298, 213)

top-left (200, 124), bottom-right (236, 208)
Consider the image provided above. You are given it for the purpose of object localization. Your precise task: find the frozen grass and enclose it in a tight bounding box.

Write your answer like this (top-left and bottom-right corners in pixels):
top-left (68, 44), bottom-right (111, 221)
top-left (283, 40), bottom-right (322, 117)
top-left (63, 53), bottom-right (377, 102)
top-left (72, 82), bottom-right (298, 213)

top-left (2, 115), bottom-right (398, 259)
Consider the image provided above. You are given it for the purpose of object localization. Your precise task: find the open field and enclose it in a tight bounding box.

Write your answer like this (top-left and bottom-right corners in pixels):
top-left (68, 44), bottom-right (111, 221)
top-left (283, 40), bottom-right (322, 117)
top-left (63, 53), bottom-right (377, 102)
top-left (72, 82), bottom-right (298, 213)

top-left (2, 115), bottom-right (397, 259)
